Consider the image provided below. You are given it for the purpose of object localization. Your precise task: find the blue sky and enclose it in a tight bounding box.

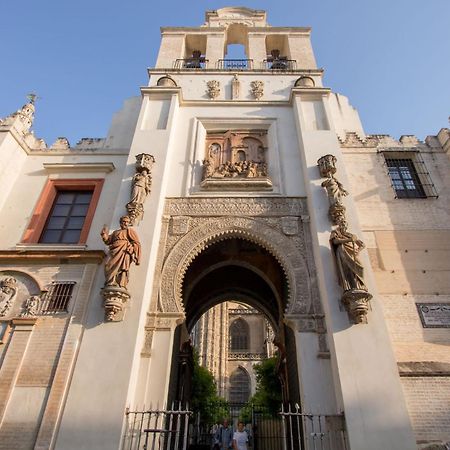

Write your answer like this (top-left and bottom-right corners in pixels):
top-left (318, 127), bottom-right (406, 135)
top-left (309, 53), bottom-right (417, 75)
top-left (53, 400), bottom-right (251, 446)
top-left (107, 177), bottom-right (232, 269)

top-left (1, 1), bottom-right (449, 145)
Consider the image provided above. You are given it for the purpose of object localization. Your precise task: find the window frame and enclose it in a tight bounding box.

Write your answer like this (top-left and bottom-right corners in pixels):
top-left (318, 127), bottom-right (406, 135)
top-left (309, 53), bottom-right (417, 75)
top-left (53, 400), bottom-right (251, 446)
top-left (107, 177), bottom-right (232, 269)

top-left (229, 367), bottom-right (251, 403)
top-left (385, 157), bottom-right (426, 199)
top-left (229, 318), bottom-right (250, 352)
top-left (22, 179), bottom-right (104, 244)
top-left (381, 150), bottom-right (438, 199)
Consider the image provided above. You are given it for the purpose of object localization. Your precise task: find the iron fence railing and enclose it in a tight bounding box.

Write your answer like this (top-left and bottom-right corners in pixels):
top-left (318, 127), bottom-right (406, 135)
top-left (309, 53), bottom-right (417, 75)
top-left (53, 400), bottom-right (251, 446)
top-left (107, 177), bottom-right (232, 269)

top-left (174, 58), bottom-right (208, 69)
top-left (170, 59), bottom-right (299, 71)
top-left (123, 404), bottom-right (192, 450)
top-left (122, 403), bottom-right (347, 450)
top-left (263, 59), bottom-right (297, 70)
top-left (280, 404), bottom-right (348, 450)
top-left (217, 59), bottom-right (253, 70)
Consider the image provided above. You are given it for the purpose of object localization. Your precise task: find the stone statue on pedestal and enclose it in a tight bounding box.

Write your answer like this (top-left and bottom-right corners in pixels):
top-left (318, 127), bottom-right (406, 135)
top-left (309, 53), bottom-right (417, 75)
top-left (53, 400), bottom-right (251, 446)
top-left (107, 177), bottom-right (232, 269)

top-left (318, 154), bottom-right (372, 324)
top-left (330, 220), bottom-right (367, 292)
top-left (126, 153), bottom-right (155, 225)
top-left (101, 216), bottom-right (141, 321)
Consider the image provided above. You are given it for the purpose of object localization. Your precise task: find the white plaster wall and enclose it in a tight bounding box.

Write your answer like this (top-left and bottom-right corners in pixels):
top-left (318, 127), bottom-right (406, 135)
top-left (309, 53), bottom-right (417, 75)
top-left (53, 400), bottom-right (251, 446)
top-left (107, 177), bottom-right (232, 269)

top-left (56, 93), bottom-right (181, 450)
top-left (150, 73), bottom-right (323, 101)
top-left (295, 333), bottom-right (338, 413)
top-left (156, 34), bottom-right (186, 69)
top-left (293, 94), bottom-right (416, 449)
top-left (0, 153), bottom-right (128, 249)
top-left (0, 133), bottom-right (28, 215)
top-left (328, 93), bottom-right (365, 140)
top-left (145, 103), bottom-right (307, 198)
top-left (104, 96), bottom-right (141, 149)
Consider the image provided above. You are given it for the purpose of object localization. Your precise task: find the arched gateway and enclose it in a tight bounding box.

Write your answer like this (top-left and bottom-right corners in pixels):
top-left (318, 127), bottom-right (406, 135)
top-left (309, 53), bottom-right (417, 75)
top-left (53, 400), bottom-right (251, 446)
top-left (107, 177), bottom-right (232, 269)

top-left (141, 197), bottom-right (329, 411)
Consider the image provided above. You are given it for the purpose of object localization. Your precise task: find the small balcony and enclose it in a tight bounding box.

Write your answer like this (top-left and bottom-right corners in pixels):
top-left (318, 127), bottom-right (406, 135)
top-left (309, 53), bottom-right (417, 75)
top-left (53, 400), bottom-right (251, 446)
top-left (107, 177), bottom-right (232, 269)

top-left (263, 58), bottom-right (297, 70)
top-left (171, 58), bottom-right (298, 71)
top-left (174, 57), bottom-right (208, 69)
top-left (217, 59), bottom-right (253, 70)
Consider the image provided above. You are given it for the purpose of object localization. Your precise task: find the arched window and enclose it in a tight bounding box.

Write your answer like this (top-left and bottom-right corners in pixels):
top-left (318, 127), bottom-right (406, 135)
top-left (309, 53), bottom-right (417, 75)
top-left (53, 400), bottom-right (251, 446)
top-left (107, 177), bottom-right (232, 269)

top-left (229, 318), bottom-right (249, 351)
top-left (236, 150), bottom-right (246, 162)
top-left (229, 367), bottom-right (250, 403)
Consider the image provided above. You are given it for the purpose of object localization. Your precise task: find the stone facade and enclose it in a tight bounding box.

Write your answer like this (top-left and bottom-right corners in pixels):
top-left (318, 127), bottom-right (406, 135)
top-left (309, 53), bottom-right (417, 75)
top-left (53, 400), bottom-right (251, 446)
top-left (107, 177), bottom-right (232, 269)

top-left (192, 302), bottom-right (274, 399)
top-left (0, 7), bottom-right (448, 450)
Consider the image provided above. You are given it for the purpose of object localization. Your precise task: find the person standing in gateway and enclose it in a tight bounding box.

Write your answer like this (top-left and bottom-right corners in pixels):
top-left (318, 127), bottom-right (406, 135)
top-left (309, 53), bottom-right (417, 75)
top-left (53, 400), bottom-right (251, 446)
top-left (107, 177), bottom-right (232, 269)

top-left (232, 422), bottom-right (249, 450)
top-left (214, 418), bottom-right (233, 450)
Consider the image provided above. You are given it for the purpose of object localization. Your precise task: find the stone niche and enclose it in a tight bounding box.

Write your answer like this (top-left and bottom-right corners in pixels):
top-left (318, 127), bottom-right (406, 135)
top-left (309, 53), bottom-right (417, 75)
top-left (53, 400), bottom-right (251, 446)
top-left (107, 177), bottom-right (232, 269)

top-left (201, 130), bottom-right (272, 190)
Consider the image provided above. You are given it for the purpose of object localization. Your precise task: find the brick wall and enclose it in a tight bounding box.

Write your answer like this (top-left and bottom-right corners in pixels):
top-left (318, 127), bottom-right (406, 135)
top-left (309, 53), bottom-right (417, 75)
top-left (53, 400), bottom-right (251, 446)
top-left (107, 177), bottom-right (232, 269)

top-left (342, 135), bottom-right (450, 446)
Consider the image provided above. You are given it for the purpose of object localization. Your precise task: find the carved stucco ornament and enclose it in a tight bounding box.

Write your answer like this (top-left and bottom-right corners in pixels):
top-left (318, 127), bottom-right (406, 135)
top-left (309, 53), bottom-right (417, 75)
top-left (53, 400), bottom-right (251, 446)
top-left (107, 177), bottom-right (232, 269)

top-left (318, 154), bottom-right (372, 324)
top-left (126, 153), bottom-right (155, 225)
top-left (206, 80), bottom-right (220, 99)
top-left (250, 80), bottom-right (264, 100)
top-left (231, 74), bottom-right (240, 100)
top-left (101, 215), bottom-right (141, 322)
top-left (0, 276), bottom-right (18, 317)
top-left (20, 295), bottom-right (40, 317)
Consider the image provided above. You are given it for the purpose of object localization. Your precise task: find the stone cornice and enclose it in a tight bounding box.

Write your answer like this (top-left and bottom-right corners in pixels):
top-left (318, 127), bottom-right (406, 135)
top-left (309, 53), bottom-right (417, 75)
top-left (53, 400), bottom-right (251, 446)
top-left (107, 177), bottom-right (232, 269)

top-left (160, 26), bottom-right (311, 34)
top-left (398, 361), bottom-right (450, 377)
top-left (0, 249), bottom-right (105, 264)
top-left (43, 162), bottom-right (116, 173)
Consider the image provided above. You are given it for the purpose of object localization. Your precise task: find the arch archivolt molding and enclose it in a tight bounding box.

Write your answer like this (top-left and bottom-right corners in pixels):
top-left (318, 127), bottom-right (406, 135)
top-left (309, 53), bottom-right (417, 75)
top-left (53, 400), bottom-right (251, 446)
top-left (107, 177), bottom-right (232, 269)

top-left (151, 198), bottom-right (322, 324)
top-left (142, 198), bottom-right (327, 358)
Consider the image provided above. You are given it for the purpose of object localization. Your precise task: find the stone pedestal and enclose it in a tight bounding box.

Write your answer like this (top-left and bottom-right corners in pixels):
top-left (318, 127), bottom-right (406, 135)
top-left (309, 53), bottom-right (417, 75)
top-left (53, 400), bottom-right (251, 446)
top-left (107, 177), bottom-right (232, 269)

top-left (101, 286), bottom-right (130, 322)
top-left (342, 289), bottom-right (372, 324)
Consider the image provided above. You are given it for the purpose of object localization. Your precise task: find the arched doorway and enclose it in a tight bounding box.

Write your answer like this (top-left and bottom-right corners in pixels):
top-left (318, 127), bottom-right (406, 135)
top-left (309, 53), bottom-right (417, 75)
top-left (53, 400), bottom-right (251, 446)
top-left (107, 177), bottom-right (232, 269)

top-left (167, 236), bottom-right (301, 409)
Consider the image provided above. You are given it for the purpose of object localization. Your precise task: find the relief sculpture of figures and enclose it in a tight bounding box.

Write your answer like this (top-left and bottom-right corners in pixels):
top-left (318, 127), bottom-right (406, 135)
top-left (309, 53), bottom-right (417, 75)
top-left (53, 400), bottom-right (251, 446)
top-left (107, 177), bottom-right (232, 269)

top-left (318, 154), bottom-right (372, 324)
top-left (126, 153), bottom-right (155, 225)
top-left (101, 216), bottom-right (141, 321)
top-left (0, 276), bottom-right (18, 317)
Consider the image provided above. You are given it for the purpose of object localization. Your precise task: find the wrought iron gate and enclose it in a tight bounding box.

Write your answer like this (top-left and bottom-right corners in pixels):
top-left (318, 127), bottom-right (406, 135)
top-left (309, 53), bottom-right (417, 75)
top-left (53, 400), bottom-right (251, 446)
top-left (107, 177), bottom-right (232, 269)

top-left (122, 403), bottom-right (347, 450)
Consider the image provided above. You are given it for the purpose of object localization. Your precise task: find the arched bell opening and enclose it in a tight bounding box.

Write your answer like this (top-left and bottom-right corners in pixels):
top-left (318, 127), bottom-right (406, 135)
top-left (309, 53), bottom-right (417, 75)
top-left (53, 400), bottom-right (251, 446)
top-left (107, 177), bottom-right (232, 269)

top-left (167, 237), bottom-right (301, 408)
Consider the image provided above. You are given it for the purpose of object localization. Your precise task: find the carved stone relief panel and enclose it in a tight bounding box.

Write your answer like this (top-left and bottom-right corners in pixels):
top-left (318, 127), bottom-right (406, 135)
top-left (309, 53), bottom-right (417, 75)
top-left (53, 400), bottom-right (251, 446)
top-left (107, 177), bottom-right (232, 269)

top-left (148, 198), bottom-right (324, 334)
top-left (201, 130), bottom-right (271, 189)
top-left (0, 271), bottom-right (42, 319)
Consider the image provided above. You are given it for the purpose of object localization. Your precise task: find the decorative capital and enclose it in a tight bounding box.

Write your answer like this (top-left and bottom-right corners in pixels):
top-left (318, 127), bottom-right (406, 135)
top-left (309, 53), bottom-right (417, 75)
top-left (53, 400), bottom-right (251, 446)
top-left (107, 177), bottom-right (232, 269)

top-left (317, 154), bottom-right (337, 178)
top-left (135, 153), bottom-right (155, 172)
top-left (101, 286), bottom-right (131, 322)
top-left (342, 289), bottom-right (372, 324)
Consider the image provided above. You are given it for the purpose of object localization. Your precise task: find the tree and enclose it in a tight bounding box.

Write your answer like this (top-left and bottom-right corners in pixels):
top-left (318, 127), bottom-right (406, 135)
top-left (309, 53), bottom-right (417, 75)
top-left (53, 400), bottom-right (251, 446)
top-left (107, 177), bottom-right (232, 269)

top-left (191, 350), bottom-right (228, 425)
top-left (244, 356), bottom-right (282, 419)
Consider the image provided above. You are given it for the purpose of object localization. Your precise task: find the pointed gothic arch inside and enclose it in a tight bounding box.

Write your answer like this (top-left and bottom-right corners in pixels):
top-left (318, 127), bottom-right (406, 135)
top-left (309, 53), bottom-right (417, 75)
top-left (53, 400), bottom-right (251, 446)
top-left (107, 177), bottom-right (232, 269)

top-left (229, 367), bottom-right (251, 403)
top-left (229, 317), bottom-right (250, 351)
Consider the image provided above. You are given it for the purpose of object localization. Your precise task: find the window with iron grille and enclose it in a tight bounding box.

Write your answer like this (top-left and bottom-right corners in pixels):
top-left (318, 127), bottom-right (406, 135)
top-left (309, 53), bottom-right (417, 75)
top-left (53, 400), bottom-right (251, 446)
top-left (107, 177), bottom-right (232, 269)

top-left (383, 152), bottom-right (438, 199)
top-left (42, 282), bottom-right (76, 313)
top-left (229, 368), bottom-right (250, 403)
top-left (39, 190), bottom-right (94, 244)
top-left (229, 318), bottom-right (249, 351)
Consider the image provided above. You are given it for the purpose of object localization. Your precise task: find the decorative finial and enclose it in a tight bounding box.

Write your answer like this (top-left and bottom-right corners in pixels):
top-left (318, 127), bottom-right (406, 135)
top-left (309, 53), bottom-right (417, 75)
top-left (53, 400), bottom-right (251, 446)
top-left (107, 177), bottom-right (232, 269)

top-left (26, 93), bottom-right (38, 104)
